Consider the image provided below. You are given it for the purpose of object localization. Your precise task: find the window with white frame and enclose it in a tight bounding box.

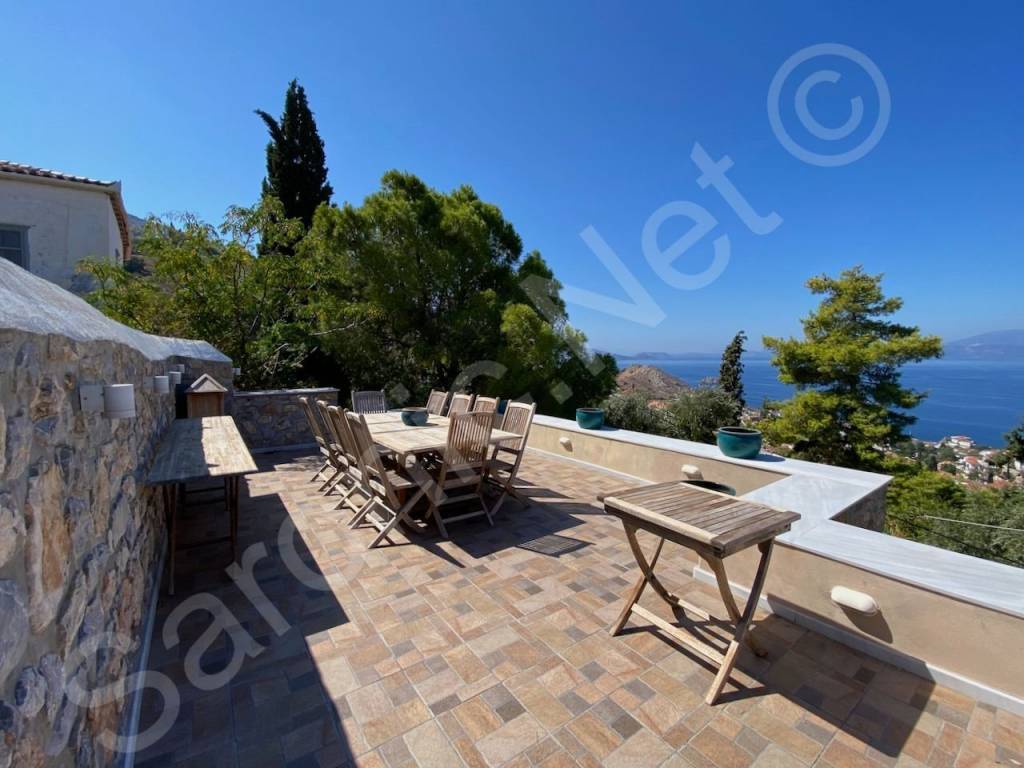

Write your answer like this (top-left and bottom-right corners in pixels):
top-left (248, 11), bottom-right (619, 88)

top-left (0, 227), bottom-right (28, 268)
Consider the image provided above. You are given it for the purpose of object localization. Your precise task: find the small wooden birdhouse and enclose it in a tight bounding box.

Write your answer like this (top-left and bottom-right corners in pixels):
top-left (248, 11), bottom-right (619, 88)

top-left (185, 373), bottom-right (228, 418)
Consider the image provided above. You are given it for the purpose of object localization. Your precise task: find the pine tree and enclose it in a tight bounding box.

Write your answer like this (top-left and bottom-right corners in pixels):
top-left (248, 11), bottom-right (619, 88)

top-left (255, 80), bottom-right (333, 228)
top-left (719, 330), bottom-right (746, 419)
top-left (761, 266), bottom-right (943, 469)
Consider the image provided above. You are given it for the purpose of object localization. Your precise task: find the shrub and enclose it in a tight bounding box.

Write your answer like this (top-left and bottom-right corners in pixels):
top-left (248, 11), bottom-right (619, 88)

top-left (601, 393), bottom-right (674, 436)
top-left (602, 385), bottom-right (740, 444)
top-left (666, 385), bottom-right (741, 443)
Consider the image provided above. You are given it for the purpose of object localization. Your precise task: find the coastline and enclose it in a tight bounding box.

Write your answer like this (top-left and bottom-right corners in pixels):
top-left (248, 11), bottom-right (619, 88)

top-left (615, 357), bottom-right (1024, 447)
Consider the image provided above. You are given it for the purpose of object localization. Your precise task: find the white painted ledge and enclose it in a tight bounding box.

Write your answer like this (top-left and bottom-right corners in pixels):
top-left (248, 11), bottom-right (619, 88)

top-left (533, 414), bottom-right (1024, 620)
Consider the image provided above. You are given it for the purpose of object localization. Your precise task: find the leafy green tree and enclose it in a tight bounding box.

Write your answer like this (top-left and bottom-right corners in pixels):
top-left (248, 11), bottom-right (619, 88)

top-left (82, 170), bottom-right (617, 415)
top-left (719, 330), bottom-right (746, 420)
top-left (761, 266), bottom-right (942, 469)
top-left (886, 470), bottom-right (966, 540)
top-left (304, 171), bottom-right (615, 414)
top-left (81, 198), bottom-right (312, 388)
top-left (888, 471), bottom-right (1024, 566)
top-left (256, 80), bottom-right (333, 227)
top-left (1005, 420), bottom-right (1024, 463)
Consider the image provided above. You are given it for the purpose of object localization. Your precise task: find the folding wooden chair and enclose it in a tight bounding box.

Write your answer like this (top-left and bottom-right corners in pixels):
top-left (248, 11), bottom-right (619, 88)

top-left (345, 411), bottom-right (427, 548)
top-left (299, 396), bottom-right (337, 489)
top-left (447, 392), bottom-right (474, 417)
top-left (351, 389), bottom-right (387, 414)
top-left (472, 396), bottom-right (500, 414)
top-left (426, 411), bottom-right (494, 537)
top-left (486, 401), bottom-right (536, 516)
top-left (425, 389), bottom-right (448, 416)
top-left (324, 405), bottom-right (372, 518)
top-left (316, 400), bottom-right (351, 495)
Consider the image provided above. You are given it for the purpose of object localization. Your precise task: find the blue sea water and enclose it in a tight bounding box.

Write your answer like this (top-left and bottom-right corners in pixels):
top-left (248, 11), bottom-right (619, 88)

top-left (617, 358), bottom-right (1024, 447)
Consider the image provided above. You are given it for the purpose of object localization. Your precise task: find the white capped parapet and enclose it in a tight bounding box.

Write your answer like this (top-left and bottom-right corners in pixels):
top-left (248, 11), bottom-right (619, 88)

top-left (0, 259), bottom-right (229, 363)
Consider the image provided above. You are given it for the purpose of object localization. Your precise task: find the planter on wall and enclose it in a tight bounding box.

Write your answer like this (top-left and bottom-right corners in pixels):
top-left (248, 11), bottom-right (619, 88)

top-left (576, 407), bottom-right (605, 430)
top-left (715, 426), bottom-right (763, 459)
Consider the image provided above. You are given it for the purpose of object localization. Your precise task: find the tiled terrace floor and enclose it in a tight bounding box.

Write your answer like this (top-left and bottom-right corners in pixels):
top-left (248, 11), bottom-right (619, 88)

top-left (136, 450), bottom-right (1021, 768)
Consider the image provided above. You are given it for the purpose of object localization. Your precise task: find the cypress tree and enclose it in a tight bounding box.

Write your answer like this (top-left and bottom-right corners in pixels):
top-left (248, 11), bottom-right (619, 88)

top-left (255, 80), bottom-right (333, 227)
top-left (719, 330), bottom-right (747, 418)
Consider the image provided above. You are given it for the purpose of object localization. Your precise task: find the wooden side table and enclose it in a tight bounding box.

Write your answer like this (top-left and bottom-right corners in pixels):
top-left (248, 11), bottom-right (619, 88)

top-left (602, 481), bottom-right (799, 704)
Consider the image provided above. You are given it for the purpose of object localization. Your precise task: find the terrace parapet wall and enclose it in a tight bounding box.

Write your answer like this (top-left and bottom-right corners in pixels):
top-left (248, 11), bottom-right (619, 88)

top-left (0, 261), bottom-right (231, 767)
top-left (231, 388), bottom-right (339, 451)
top-left (527, 415), bottom-right (1024, 712)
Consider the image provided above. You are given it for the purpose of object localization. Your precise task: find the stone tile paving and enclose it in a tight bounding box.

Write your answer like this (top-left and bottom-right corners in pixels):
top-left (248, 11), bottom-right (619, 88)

top-left (135, 449), bottom-right (1022, 767)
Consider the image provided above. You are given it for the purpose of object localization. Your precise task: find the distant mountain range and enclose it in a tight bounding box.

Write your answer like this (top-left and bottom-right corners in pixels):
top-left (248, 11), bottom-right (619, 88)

top-left (608, 350), bottom-right (771, 361)
top-left (942, 330), bottom-right (1024, 361)
top-left (608, 330), bottom-right (1024, 362)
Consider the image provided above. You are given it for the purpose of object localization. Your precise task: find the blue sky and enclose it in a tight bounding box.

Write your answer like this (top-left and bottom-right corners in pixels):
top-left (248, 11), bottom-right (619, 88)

top-left (4, 1), bottom-right (1022, 353)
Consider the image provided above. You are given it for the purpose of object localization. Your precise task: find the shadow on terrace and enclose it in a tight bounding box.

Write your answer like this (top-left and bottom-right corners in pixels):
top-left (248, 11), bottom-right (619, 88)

top-left (134, 449), bottom-right (1017, 768)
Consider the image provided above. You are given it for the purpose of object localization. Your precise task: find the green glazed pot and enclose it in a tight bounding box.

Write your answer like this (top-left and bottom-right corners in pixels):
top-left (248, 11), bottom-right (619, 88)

top-left (401, 407), bottom-right (429, 426)
top-left (576, 407), bottom-right (605, 430)
top-left (715, 426), bottom-right (763, 459)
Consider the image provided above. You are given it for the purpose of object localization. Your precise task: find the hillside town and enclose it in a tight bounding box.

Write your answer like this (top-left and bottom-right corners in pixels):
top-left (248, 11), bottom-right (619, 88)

top-left (893, 434), bottom-right (1024, 488)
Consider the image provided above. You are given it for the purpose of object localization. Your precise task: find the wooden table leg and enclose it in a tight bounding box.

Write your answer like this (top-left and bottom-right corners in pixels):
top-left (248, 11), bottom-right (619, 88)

top-left (704, 556), bottom-right (767, 657)
top-left (704, 540), bottom-right (775, 705)
top-left (164, 484), bottom-right (178, 596)
top-left (610, 524), bottom-right (665, 635)
top-left (229, 476), bottom-right (239, 562)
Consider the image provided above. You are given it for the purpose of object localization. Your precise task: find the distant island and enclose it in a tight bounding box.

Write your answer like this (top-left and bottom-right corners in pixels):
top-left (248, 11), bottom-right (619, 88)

top-left (608, 329), bottom-right (1024, 363)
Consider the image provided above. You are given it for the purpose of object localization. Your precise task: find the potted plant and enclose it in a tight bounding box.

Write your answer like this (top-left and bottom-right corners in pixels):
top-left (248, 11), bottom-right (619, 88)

top-left (400, 407), bottom-right (430, 426)
top-left (715, 426), bottom-right (762, 459)
top-left (576, 407), bottom-right (605, 430)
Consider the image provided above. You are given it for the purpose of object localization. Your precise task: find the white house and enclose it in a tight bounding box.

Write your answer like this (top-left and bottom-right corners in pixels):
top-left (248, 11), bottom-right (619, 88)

top-left (944, 435), bottom-right (975, 450)
top-left (0, 161), bottom-right (131, 293)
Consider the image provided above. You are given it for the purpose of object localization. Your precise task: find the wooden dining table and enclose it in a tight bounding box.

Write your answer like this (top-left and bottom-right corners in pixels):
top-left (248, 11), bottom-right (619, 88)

top-left (362, 410), bottom-right (520, 463)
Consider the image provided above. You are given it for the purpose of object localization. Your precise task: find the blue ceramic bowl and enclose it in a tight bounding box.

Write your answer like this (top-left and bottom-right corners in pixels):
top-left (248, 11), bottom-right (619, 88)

top-left (401, 408), bottom-right (429, 427)
top-left (576, 408), bottom-right (605, 430)
top-left (715, 427), bottom-right (762, 459)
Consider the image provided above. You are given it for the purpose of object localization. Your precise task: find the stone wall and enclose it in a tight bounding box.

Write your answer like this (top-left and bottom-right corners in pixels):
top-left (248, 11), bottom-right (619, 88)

top-left (0, 261), bottom-right (231, 767)
top-left (231, 388), bottom-right (339, 451)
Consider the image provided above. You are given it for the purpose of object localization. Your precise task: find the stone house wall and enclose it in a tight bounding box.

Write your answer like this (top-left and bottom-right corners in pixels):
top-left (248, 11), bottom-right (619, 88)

top-left (231, 388), bottom-right (339, 451)
top-left (0, 261), bottom-right (231, 767)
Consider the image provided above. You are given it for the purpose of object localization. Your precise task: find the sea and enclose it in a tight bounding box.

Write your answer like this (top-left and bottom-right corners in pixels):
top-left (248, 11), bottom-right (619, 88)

top-left (616, 358), bottom-right (1024, 447)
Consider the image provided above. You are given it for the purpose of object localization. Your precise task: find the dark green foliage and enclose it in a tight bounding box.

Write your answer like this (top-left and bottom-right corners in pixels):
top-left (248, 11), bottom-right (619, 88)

top-left (602, 384), bottom-right (739, 443)
top-left (86, 171), bottom-right (617, 413)
top-left (601, 393), bottom-right (674, 436)
top-left (887, 470), bottom-right (1024, 567)
top-left (256, 80), bottom-right (333, 227)
top-left (303, 171), bottom-right (615, 415)
top-left (1005, 420), bottom-right (1024, 463)
top-left (761, 266), bottom-right (943, 469)
top-left (81, 199), bottom-right (313, 389)
top-left (719, 330), bottom-right (746, 418)
top-left (666, 385), bottom-right (743, 443)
